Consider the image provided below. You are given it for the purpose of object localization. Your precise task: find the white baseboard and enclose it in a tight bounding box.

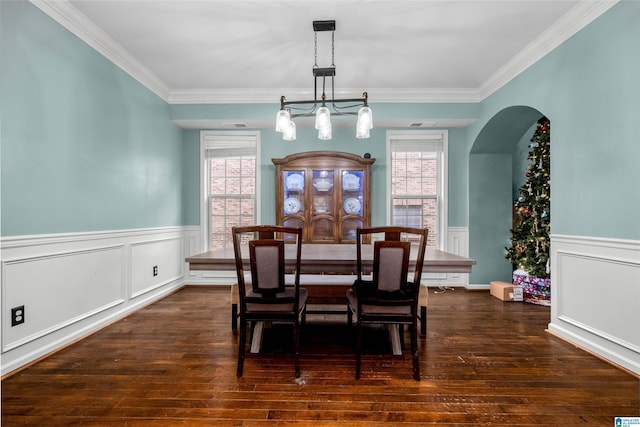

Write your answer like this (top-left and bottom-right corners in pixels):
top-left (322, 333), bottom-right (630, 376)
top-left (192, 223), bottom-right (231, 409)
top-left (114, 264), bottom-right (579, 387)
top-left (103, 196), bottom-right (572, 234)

top-left (465, 283), bottom-right (491, 290)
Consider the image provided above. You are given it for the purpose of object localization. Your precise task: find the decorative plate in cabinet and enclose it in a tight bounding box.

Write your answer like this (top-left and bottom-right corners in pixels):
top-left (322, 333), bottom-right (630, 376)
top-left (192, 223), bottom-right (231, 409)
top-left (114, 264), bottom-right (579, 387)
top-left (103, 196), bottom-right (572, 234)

top-left (284, 197), bottom-right (301, 214)
top-left (343, 198), bottom-right (361, 214)
top-left (342, 173), bottom-right (360, 191)
top-left (285, 173), bottom-right (304, 190)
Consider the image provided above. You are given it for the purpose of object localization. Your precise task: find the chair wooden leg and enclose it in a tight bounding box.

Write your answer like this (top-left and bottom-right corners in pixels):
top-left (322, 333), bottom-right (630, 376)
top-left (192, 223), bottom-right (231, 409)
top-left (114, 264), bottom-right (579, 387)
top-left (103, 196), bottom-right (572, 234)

top-left (294, 321), bottom-right (301, 378)
top-left (231, 304), bottom-right (238, 330)
top-left (399, 324), bottom-right (405, 349)
top-left (411, 319), bottom-right (420, 381)
top-left (237, 319), bottom-right (246, 377)
top-left (420, 306), bottom-right (427, 337)
top-left (355, 320), bottom-right (363, 380)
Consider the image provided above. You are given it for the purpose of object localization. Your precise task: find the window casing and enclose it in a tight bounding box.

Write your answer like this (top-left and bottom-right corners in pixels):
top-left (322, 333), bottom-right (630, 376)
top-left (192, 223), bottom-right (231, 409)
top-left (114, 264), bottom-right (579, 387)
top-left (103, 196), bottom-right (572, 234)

top-left (387, 130), bottom-right (448, 249)
top-left (201, 131), bottom-right (259, 250)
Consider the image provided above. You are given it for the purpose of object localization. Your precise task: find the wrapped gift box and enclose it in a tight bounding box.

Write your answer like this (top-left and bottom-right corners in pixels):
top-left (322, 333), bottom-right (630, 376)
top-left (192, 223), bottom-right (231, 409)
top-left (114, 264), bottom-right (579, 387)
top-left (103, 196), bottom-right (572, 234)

top-left (513, 270), bottom-right (551, 306)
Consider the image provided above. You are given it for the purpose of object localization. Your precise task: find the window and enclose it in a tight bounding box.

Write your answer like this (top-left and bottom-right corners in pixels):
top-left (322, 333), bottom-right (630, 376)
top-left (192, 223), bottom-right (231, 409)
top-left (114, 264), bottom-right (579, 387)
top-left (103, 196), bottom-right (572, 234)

top-left (387, 131), bottom-right (447, 248)
top-left (201, 131), bottom-right (259, 250)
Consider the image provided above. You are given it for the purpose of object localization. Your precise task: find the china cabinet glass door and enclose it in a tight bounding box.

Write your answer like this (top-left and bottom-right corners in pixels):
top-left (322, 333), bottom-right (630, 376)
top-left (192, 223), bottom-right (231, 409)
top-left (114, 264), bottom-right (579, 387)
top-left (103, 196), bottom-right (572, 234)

top-left (282, 170), bottom-right (305, 234)
top-left (311, 170), bottom-right (335, 242)
top-left (340, 170), bottom-right (364, 242)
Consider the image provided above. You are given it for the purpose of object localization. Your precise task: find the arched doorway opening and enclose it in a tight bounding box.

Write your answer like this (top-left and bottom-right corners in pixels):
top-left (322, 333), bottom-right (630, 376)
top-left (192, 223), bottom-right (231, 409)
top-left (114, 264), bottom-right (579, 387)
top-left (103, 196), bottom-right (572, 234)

top-left (468, 106), bottom-right (548, 286)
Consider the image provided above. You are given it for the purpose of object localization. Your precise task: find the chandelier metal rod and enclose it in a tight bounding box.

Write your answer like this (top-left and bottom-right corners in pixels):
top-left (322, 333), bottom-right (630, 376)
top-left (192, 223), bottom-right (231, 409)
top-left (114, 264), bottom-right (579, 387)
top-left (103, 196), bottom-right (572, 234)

top-left (281, 91), bottom-right (368, 118)
top-left (281, 97), bottom-right (368, 107)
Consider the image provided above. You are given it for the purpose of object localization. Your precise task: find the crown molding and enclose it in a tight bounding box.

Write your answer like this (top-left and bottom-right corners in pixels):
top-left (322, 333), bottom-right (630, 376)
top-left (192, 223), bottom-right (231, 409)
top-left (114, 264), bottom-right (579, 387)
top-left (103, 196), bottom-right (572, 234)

top-left (167, 87), bottom-right (483, 104)
top-left (29, 0), bottom-right (171, 101)
top-left (168, 89), bottom-right (295, 105)
top-left (478, 0), bottom-right (619, 100)
top-left (371, 88), bottom-right (483, 103)
top-left (31, 0), bottom-right (618, 105)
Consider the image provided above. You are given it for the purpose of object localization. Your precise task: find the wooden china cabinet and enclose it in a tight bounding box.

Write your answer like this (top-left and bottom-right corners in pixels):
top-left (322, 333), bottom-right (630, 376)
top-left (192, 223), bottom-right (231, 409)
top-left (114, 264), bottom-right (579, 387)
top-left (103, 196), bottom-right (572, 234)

top-left (273, 151), bottom-right (375, 243)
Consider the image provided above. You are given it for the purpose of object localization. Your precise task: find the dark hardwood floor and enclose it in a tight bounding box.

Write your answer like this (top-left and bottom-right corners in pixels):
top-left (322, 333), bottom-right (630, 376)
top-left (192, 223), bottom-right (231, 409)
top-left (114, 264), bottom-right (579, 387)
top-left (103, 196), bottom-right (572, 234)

top-left (2, 286), bottom-right (638, 426)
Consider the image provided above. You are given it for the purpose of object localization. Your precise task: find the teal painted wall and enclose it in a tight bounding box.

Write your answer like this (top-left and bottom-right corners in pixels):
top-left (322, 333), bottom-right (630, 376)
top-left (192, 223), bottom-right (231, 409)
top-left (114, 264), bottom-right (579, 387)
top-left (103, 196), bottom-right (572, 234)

top-left (1, 1), bottom-right (184, 237)
top-left (469, 1), bottom-right (640, 243)
top-left (3, 1), bottom-right (638, 289)
top-left (469, 154), bottom-right (513, 283)
top-left (447, 127), bottom-right (471, 227)
top-left (182, 130), bottom-right (201, 226)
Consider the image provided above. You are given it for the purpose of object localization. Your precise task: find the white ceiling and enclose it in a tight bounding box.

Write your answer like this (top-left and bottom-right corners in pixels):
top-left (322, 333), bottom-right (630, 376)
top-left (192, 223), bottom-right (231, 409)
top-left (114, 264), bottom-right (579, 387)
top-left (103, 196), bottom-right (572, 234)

top-left (36, 0), bottom-right (616, 129)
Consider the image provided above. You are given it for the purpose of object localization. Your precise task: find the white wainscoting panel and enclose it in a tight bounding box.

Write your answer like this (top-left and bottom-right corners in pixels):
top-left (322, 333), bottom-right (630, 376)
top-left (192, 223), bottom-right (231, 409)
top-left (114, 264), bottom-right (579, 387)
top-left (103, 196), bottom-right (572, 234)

top-left (423, 227), bottom-right (471, 287)
top-left (182, 226), bottom-right (244, 285)
top-left (1, 227), bottom-right (187, 375)
top-left (2, 246), bottom-right (125, 352)
top-left (131, 237), bottom-right (183, 298)
top-left (549, 234), bottom-right (640, 375)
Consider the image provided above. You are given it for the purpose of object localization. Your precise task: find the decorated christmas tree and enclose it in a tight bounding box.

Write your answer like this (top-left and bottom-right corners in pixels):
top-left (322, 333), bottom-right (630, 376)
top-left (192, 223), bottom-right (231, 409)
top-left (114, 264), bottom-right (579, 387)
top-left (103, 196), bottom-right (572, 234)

top-left (506, 117), bottom-right (551, 280)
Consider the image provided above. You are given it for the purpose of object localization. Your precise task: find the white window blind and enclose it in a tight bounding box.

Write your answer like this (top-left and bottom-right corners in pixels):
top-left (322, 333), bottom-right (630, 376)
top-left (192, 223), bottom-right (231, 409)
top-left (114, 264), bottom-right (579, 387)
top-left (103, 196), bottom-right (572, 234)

top-left (204, 136), bottom-right (257, 158)
top-left (389, 137), bottom-right (443, 154)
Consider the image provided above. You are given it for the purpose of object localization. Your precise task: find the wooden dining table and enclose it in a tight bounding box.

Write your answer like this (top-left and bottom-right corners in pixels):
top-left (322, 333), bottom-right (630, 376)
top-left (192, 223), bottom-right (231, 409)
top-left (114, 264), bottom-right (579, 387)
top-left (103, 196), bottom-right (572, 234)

top-left (186, 243), bottom-right (476, 355)
top-left (186, 243), bottom-right (476, 275)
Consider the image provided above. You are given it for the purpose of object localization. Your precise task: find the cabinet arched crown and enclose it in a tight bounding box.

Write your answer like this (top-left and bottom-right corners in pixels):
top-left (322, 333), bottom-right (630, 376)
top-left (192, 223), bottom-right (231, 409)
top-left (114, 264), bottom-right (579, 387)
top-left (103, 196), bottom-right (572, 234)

top-left (273, 151), bottom-right (375, 243)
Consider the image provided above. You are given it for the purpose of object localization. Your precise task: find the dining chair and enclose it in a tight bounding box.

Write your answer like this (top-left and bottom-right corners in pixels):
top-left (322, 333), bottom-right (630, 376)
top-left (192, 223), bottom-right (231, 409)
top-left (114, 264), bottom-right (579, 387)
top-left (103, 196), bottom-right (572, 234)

top-left (346, 226), bottom-right (428, 381)
top-left (232, 225), bottom-right (307, 378)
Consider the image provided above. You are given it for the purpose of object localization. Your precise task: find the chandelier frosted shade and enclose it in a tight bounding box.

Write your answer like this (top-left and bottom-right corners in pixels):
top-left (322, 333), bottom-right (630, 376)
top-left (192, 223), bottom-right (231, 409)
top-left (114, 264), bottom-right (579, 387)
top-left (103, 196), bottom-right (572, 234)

top-left (355, 106), bottom-right (373, 139)
top-left (275, 109), bottom-right (290, 132)
top-left (357, 106), bottom-right (372, 129)
top-left (282, 120), bottom-right (296, 141)
top-left (316, 106), bottom-right (332, 139)
top-left (315, 106), bottom-right (331, 130)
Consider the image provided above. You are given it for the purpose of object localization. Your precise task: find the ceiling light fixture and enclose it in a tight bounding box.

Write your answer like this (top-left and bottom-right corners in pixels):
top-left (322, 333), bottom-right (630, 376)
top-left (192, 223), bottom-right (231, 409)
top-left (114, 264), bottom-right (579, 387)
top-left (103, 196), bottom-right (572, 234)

top-left (275, 20), bottom-right (372, 141)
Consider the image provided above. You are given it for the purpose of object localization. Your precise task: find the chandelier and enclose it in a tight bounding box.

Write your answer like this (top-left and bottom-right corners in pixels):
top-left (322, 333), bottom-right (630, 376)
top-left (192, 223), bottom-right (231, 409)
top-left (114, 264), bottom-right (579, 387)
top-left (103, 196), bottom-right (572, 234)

top-left (275, 20), bottom-right (372, 141)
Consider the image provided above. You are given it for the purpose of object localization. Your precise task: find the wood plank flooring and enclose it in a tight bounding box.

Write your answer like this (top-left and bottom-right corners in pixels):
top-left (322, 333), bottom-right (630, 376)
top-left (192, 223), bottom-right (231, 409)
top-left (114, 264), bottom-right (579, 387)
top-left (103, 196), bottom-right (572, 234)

top-left (2, 286), bottom-right (638, 426)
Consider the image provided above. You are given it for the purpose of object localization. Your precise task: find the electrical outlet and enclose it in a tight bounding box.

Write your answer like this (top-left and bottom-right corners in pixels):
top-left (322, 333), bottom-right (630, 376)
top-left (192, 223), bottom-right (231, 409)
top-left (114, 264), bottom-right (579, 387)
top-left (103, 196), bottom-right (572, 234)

top-left (153, 265), bottom-right (158, 276)
top-left (11, 306), bottom-right (25, 327)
